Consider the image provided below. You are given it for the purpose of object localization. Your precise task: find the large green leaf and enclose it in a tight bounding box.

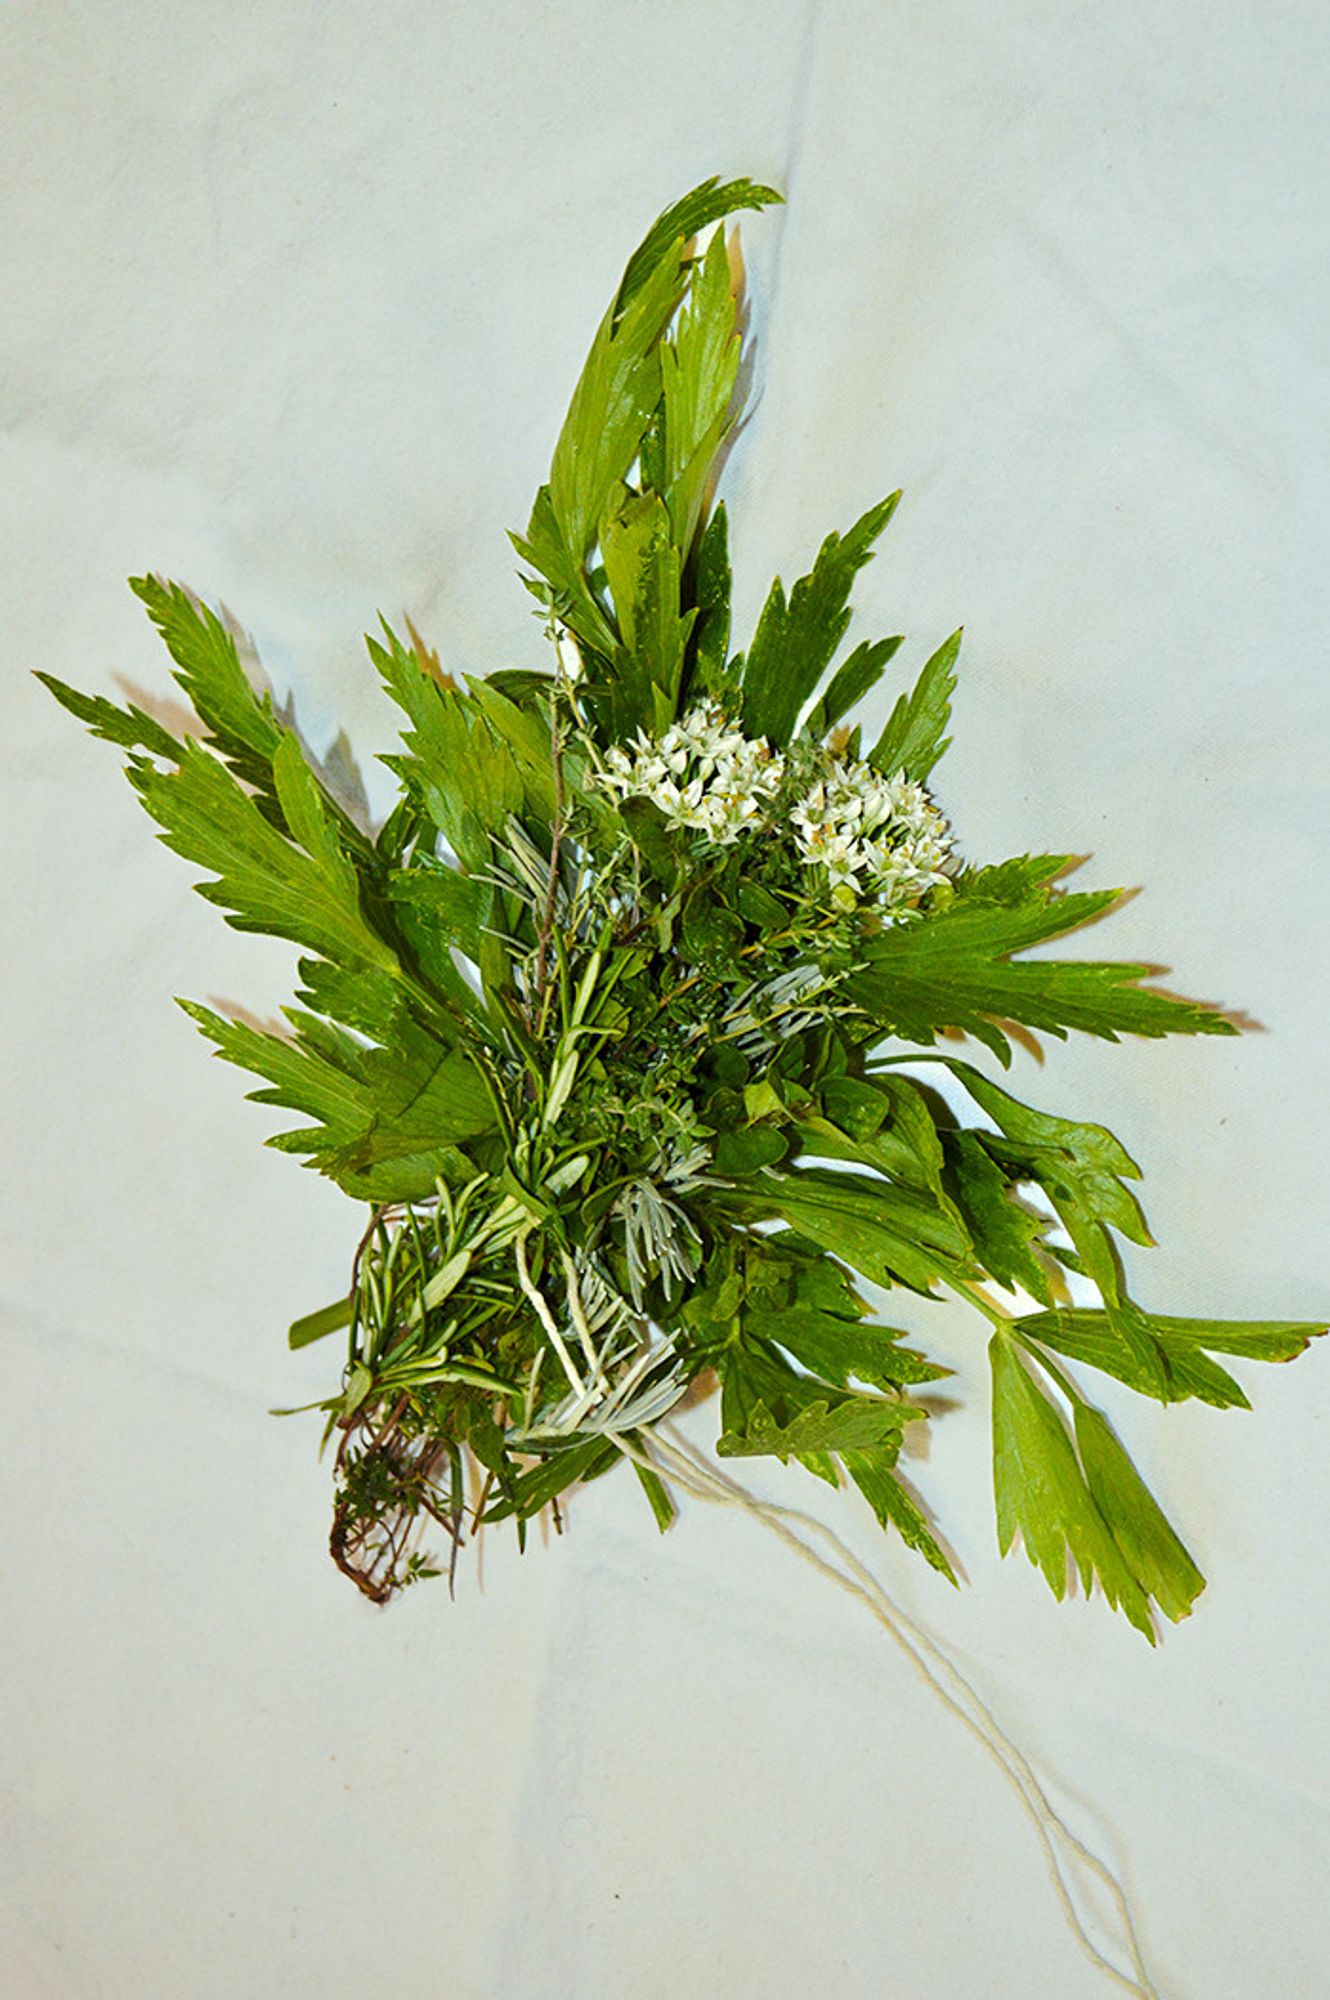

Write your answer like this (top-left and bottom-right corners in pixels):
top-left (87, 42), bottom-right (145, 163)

top-left (129, 575), bottom-right (283, 786)
top-left (804, 635), bottom-right (904, 740)
top-left (687, 502), bottom-right (735, 700)
top-left (941, 1129), bottom-right (1052, 1304)
top-left (37, 670), bottom-right (183, 763)
top-left (868, 628), bottom-right (959, 781)
top-left (180, 997), bottom-right (495, 1201)
top-left (372, 625), bottom-right (526, 870)
top-left (916, 1054), bottom-right (1164, 1390)
top-left (1019, 1306), bottom-right (1324, 1409)
top-left (849, 854), bottom-right (1235, 1061)
top-left (990, 1332), bottom-right (1198, 1638)
top-left (840, 1449), bottom-right (957, 1581)
top-left (600, 491), bottom-right (696, 733)
top-left (656, 228), bottom-right (741, 552)
top-left (547, 248), bottom-right (682, 573)
top-left (127, 733), bottom-right (397, 972)
top-left (729, 1167), bottom-right (972, 1296)
top-left (717, 1395), bottom-right (922, 1459)
top-left (759, 1302), bottom-right (949, 1390)
top-left (740, 493), bottom-right (900, 747)
top-left (616, 176), bottom-right (781, 315)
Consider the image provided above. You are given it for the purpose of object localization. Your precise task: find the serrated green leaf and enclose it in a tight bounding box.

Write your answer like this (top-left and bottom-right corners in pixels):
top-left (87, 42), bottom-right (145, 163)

top-left (730, 1167), bottom-right (972, 1296)
top-left (840, 1449), bottom-right (957, 1581)
top-left (180, 997), bottom-right (495, 1201)
top-left (990, 1332), bottom-right (1156, 1637)
top-left (868, 628), bottom-right (959, 781)
top-left (600, 491), bottom-right (696, 732)
top-left (740, 493), bottom-right (901, 747)
top-left (616, 176), bottom-right (781, 315)
top-left (130, 575), bottom-right (285, 798)
top-left (718, 1393), bottom-right (922, 1460)
top-left (688, 502), bottom-right (734, 700)
top-left (658, 229), bottom-right (740, 552)
top-left (1020, 1306), bottom-right (1324, 1408)
top-left (1072, 1403), bottom-right (1205, 1623)
top-left (372, 627), bottom-right (525, 869)
top-left (128, 734), bottom-right (397, 972)
top-left (36, 670), bottom-right (183, 763)
top-left (293, 958), bottom-right (403, 1042)
top-left (849, 857), bottom-right (1235, 1061)
top-left (942, 1129), bottom-right (1053, 1303)
top-left (387, 863), bottom-right (489, 955)
top-left (509, 487), bottom-right (618, 658)
top-left (805, 635), bottom-right (905, 740)
top-left (548, 250), bottom-right (681, 573)
top-left (467, 680), bottom-right (557, 820)
top-left (924, 1055), bottom-right (1164, 1388)
top-left (760, 1304), bottom-right (950, 1390)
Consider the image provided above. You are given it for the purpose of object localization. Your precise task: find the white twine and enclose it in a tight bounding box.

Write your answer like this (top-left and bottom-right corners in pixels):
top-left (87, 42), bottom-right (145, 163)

top-left (607, 1421), bottom-right (1162, 2000)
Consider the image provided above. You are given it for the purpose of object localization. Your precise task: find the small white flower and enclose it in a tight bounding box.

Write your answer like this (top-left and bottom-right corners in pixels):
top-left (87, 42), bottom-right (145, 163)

top-left (792, 752), bottom-right (954, 911)
top-left (593, 698), bottom-right (785, 847)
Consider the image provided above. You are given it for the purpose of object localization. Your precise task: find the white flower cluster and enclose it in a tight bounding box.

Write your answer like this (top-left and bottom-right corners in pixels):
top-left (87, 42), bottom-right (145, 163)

top-left (791, 759), bottom-right (952, 907)
top-left (598, 698), bottom-right (785, 845)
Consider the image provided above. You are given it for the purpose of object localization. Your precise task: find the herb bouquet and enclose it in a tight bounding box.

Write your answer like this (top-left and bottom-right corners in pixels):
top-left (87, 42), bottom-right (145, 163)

top-left (43, 177), bottom-right (1320, 1644)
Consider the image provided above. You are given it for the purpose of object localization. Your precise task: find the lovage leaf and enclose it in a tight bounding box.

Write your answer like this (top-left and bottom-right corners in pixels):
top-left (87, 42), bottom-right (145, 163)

top-left (130, 575), bottom-right (285, 799)
top-left (730, 1167), bottom-right (973, 1297)
top-left (127, 734), bottom-right (398, 973)
top-left (616, 176), bottom-right (781, 316)
top-left (656, 228), bottom-right (742, 553)
top-left (740, 493), bottom-right (901, 747)
top-left (1020, 1306), bottom-right (1325, 1409)
top-left (717, 1394), bottom-right (923, 1460)
top-left (804, 635), bottom-right (905, 740)
top-left (840, 1449), bottom-right (958, 1581)
top-left (868, 628), bottom-right (960, 781)
top-left (990, 1333), bottom-right (1162, 1637)
top-left (849, 856), bottom-right (1235, 1062)
top-left (37, 670), bottom-right (183, 764)
top-left (180, 997), bottom-right (495, 1201)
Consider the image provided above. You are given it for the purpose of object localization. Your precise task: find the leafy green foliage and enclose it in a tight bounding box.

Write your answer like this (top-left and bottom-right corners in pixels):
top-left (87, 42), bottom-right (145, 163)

top-left (847, 853), bottom-right (1237, 1063)
top-left (654, 229), bottom-right (742, 552)
top-left (40, 174), bottom-right (1320, 1620)
top-left (181, 996), bottom-right (494, 1201)
top-left (1020, 1307), bottom-right (1318, 1409)
top-left (868, 628), bottom-right (959, 781)
top-left (512, 177), bottom-right (778, 702)
top-left (129, 575), bottom-right (284, 797)
top-left (37, 670), bottom-right (183, 762)
top-left (600, 493), bottom-right (696, 734)
top-left (804, 635), bottom-right (904, 740)
top-left (129, 734), bottom-right (398, 972)
top-left (717, 1394), bottom-right (922, 1459)
top-left (990, 1332), bottom-right (1204, 1640)
top-left (739, 493), bottom-right (900, 746)
top-left (728, 1169), bottom-right (972, 1297)
top-left (616, 176), bottom-right (781, 314)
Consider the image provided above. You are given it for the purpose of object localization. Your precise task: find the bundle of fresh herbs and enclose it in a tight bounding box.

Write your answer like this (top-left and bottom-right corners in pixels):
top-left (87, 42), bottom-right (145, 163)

top-left (42, 176), bottom-right (1320, 1630)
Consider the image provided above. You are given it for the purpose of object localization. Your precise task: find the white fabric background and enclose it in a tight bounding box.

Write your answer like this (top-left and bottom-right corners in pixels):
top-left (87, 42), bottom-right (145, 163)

top-left (3, 5), bottom-right (1328, 1996)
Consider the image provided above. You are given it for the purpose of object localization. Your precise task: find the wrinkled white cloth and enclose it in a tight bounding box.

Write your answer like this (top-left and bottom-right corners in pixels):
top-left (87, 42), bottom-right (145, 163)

top-left (3, 4), bottom-right (1328, 1996)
